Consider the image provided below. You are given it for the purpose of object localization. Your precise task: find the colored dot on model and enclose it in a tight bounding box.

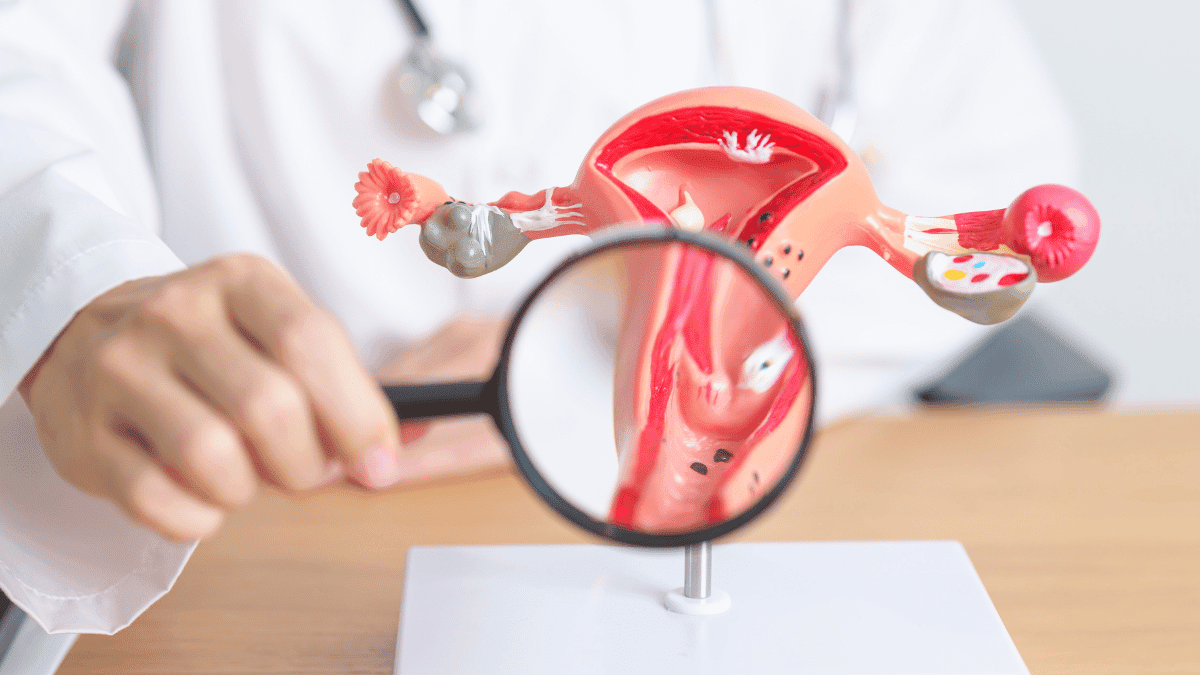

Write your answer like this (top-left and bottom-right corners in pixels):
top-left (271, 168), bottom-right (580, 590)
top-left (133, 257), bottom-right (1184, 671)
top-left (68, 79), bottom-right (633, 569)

top-left (971, 274), bottom-right (990, 283)
top-left (954, 255), bottom-right (973, 263)
top-left (944, 270), bottom-right (967, 281)
top-left (973, 261), bottom-right (985, 268)
top-left (998, 273), bottom-right (1029, 286)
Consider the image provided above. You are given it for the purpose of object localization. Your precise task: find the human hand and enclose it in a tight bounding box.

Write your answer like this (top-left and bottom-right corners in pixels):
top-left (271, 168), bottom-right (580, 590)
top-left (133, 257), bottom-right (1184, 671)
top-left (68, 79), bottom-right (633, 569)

top-left (18, 254), bottom-right (401, 542)
top-left (375, 316), bottom-right (512, 481)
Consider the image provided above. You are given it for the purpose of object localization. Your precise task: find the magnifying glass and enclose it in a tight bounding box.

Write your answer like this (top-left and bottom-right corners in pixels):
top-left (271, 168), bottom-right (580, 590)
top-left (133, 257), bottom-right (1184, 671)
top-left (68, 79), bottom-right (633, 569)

top-left (382, 227), bottom-right (817, 547)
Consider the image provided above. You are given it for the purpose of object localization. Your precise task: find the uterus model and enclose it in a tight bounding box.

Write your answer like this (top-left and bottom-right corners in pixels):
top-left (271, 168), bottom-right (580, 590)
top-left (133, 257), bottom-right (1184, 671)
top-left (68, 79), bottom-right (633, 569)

top-left (603, 241), bottom-right (812, 532)
top-left (353, 87), bottom-right (1100, 533)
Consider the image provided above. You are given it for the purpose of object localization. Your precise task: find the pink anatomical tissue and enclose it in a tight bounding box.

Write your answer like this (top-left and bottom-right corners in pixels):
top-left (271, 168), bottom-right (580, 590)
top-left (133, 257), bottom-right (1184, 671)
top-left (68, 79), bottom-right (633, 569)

top-left (354, 87), bottom-right (1100, 534)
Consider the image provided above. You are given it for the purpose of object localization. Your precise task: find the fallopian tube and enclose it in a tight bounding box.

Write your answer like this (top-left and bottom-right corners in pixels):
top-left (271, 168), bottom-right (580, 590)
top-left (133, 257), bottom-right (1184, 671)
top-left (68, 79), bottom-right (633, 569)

top-left (353, 87), bottom-right (1101, 533)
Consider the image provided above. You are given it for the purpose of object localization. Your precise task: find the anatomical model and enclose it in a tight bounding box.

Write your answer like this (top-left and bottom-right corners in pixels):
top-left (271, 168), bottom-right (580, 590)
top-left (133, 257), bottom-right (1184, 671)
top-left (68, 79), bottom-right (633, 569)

top-left (353, 87), bottom-right (1100, 533)
top-left (604, 241), bottom-right (812, 532)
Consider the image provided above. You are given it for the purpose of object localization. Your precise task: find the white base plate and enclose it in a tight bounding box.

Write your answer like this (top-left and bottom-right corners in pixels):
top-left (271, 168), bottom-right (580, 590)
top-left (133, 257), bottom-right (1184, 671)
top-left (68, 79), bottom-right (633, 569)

top-left (395, 541), bottom-right (1028, 674)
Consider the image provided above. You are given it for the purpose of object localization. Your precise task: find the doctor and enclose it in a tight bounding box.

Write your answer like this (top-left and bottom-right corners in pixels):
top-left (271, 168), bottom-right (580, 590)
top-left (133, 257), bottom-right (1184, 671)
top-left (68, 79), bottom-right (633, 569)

top-left (0, 0), bottom-right (1078, 634)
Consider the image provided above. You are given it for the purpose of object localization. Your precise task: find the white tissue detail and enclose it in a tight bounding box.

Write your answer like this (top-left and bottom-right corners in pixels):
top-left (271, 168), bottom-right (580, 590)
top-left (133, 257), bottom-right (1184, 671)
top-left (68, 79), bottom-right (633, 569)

top-left (718, 129), bottom-right (775, 164)
top-left (509, 188), bottom-right (585, 232)
top-left (669, 191), bottom-right (705, 231)
top-left (468, 203), bottom-right (504, 254)
top-left (739, 332), bottom-right (795, 393)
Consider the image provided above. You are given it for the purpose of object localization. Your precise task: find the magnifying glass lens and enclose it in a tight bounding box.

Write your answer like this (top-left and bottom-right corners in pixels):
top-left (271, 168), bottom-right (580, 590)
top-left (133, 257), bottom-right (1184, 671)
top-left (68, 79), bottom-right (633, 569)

top-left (503, 236), bottom-right (815, 544)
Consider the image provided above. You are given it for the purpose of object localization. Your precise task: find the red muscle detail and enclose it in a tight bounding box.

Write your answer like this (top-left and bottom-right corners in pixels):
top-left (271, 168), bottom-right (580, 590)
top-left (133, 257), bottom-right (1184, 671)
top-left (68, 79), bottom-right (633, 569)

top-left (954, 209), bottom-right (1006, 251)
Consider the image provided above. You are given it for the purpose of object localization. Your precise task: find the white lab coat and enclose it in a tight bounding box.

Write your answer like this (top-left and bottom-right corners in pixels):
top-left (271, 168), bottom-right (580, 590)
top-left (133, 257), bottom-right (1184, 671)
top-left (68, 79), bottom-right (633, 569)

top-left (0, 0), bottom-right (1078, 634)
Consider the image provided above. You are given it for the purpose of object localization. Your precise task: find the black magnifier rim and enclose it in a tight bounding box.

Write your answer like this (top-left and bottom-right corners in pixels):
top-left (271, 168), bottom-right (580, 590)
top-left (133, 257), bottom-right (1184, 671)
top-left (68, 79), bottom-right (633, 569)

top-left (491, 226), bottom-right (818, 548)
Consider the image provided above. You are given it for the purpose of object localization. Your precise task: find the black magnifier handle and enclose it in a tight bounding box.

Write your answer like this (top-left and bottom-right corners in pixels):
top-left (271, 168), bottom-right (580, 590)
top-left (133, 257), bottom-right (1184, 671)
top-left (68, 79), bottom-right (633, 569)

top-left (394, 0), bottom-right (431, 38)
top-left (382, 381), bottom-right (491, 421)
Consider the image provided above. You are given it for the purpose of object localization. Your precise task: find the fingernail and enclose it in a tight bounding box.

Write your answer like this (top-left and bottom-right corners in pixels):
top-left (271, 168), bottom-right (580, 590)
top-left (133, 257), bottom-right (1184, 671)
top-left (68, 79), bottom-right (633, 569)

top-left (399, 421), bottom-right (432, 445)
top-left (353, 444), bottom-right (402, 489)
top-left (317, 459), bottom-right (344, 487)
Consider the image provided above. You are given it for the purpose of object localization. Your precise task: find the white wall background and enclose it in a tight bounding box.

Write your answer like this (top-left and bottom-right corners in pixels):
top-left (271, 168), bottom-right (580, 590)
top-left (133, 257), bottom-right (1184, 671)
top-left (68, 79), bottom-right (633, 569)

top-left (1014, 0), bottom-right (1200, 408)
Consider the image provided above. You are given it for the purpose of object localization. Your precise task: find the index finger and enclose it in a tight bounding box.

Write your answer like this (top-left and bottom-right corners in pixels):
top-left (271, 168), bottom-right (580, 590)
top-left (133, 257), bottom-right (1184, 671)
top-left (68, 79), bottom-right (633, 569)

top-left (220, 258), bottom-right (403, 489)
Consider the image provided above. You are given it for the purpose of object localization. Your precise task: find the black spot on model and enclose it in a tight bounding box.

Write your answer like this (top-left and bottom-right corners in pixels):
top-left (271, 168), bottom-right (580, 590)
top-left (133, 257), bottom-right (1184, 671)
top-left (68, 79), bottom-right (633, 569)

top-left (690, 462), bottom-right (708, 476)
top-left (713, 449), bottom-right (732, 463)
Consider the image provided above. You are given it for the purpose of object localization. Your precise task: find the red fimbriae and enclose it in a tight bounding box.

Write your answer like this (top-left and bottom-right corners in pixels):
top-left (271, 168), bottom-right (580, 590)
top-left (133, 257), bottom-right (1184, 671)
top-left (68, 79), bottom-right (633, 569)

top-left (353, 159), bottom-right (420, 240)
top-left (1004, 184), bottom-right (1101, 283)
top-left (953, 209), bottom-right (1005, 251)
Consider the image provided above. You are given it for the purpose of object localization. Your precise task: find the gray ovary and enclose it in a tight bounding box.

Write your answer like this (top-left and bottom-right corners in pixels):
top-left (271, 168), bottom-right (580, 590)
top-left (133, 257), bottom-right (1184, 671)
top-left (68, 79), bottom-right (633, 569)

top-left (418, 202), bottom-right (531, 278)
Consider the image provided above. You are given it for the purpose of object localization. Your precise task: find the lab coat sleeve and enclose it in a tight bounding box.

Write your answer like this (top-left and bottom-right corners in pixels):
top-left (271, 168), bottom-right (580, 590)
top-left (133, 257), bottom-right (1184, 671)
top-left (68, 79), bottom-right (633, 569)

top-left (0, 1), bottom-right (196, 634)
top-left (854, 0), bottom-right (1082, 214)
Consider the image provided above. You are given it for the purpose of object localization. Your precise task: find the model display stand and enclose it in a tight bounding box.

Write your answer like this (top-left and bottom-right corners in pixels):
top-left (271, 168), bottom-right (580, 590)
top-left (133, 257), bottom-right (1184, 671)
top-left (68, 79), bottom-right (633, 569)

top-left (395, 541), bottom-right (1027, 675)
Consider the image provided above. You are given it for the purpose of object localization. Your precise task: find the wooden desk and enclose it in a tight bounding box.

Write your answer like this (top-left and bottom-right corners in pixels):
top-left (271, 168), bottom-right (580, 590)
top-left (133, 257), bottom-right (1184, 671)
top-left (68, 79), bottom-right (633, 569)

top-left (57, 409), bottom-right (1200, 674)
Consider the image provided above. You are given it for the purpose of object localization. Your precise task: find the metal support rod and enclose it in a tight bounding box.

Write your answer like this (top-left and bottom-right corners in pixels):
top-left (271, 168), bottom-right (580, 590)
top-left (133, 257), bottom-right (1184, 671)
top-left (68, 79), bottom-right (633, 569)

top-left (683, 541), bottom-right (712, 599)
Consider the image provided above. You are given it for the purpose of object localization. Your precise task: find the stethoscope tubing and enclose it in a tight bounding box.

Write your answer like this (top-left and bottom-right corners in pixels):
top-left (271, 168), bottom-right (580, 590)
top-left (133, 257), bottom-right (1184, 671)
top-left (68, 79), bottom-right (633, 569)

top-left (394, 0), bottom-right (430, 38)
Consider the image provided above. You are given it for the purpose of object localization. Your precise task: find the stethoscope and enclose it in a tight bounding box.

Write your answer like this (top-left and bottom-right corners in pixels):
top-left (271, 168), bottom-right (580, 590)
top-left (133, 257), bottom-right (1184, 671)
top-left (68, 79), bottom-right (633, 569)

top-left (395, 0), bottom-right (855, 142)
top-left (702, 0), bottom-right (855, 141)
top-left (816, 0), bottom-right (857, 142)
top-left (393, 0), bottom-right (479, 135)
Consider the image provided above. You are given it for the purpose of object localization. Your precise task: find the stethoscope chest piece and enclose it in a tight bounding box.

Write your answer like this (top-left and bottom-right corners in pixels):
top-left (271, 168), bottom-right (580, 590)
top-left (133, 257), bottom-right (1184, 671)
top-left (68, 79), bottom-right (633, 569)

top-left (393, 0), bottom-right (480, 136)
top-left (397, 37), bottom-right (479, 136)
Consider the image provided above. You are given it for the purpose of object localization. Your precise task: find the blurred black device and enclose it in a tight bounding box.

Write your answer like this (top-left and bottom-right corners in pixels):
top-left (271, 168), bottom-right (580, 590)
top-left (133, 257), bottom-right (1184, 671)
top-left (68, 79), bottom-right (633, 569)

top-left (917, 314), bottom-right (1113, 404)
